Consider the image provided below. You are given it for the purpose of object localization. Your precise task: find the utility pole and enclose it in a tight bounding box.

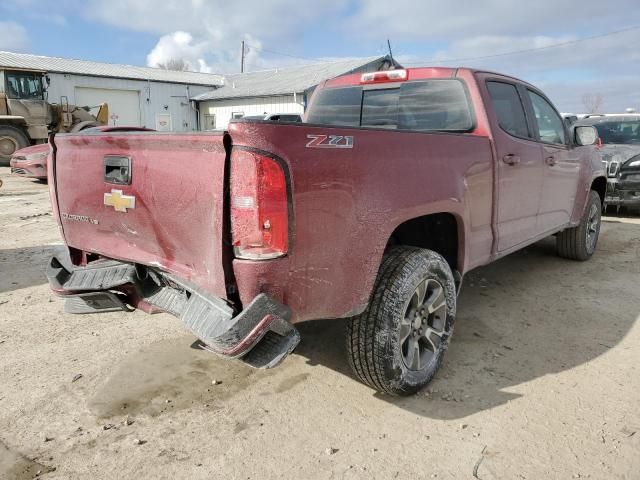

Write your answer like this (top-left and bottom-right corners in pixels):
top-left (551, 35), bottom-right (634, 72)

top-left (241, 40), bottom-right (245, 73)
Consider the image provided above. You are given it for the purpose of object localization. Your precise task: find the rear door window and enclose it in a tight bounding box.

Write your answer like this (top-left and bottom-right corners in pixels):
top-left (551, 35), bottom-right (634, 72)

top-left (307, 80), bottom-right (473, 132)
top-left (486, 81), bottom-right (529, 138)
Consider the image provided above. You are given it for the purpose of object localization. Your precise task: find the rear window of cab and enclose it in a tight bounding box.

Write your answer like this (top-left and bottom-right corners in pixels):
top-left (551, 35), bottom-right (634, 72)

top-left (306, 80), bottom-right (474, 132)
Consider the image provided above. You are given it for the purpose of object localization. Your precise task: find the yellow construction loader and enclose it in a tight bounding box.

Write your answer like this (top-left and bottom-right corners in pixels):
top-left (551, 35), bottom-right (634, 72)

top-left (0, 67), bottom-right (108, 165)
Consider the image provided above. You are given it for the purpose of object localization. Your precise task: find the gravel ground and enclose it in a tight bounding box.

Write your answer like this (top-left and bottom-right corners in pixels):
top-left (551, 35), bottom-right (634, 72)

top-left (0, 167), bottom-right (639, 480)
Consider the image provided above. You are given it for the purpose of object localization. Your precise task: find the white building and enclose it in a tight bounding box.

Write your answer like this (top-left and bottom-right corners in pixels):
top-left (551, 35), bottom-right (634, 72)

top-left (0, 51), bottom-right (223, 131)
top-left (194, 56), bottom-right (396, 130)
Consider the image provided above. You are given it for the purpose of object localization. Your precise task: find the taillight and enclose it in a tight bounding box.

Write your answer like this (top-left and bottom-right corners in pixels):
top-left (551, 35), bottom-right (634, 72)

top-left (231, 150), bottom-right (288, 260)
top-left (361, 69), bottom-right (407, 84)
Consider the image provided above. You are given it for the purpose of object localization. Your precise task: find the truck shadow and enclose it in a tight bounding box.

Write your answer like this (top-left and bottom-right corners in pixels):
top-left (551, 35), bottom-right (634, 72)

top-left (0, 245), bottom-right (59, 294)
top-left (294, 226), bottom-right (640, 420)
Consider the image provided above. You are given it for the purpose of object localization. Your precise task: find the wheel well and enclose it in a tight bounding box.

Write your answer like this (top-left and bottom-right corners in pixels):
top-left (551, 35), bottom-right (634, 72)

top-left (386, 213), bottom-right (459, 272)
top-left (591, 177), bottom-right (606, 206)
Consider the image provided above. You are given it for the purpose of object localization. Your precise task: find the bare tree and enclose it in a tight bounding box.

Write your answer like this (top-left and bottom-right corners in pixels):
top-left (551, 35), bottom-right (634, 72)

top-left (582, 93), bottom-right (604, 114)
top-left (157, 58), bottom-right (190, 72)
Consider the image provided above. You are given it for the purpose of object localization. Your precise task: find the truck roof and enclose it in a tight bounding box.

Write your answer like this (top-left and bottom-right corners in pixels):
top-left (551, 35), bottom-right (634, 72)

top-left (323, 66), bottom-right (540, 91)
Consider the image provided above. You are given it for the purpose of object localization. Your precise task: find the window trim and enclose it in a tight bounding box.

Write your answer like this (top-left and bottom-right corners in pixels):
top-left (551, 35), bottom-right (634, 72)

top-left (485, 79), bottom-right (535, 142)
top-left (524, 87), bottom-right (570, 148)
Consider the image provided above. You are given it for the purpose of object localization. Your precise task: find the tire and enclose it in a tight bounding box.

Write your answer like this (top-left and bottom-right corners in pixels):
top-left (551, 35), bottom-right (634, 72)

top-left (346, 246), bottom-right (456, 396)
top-left (0, 125), bottom-right (30, 166)
top-left (556, 190), bottom-right (602, 261)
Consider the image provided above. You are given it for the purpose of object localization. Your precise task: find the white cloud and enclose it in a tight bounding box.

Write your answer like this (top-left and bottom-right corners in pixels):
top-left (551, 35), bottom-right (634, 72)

top-left (83, 0), bottom-right (347, 73)
top-left (0, 22), bottom-right (30, 52)
top-left (146, 31), bottom-right (211, 71)
top-left (348, 0), bottom-right (636, 40)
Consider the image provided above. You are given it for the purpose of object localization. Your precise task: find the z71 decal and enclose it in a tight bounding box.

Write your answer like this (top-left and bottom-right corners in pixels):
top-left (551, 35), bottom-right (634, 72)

top-left (306, 134), bottom-right (354, 149)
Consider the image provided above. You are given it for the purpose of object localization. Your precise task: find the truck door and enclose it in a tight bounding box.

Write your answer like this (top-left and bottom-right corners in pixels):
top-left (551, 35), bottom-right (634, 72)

top-left (524, 89), bottom-right (581, 232)
top-left (484, 79), bottom-right (544, 251)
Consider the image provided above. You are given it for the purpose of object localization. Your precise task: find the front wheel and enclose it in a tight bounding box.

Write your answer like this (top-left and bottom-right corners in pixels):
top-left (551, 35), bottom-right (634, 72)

top-left (0, 125), bottom-right (30, 166)
top-left (556, 190), bottom-right (602, 261)
top-left (346, 246), bottom-right (456, 396)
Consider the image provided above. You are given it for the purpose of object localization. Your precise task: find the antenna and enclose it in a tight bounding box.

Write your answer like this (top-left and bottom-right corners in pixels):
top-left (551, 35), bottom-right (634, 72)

top-left (387, 39), bottom-right (395, 66)
top-left (241, 40), bottom-right (246, 73)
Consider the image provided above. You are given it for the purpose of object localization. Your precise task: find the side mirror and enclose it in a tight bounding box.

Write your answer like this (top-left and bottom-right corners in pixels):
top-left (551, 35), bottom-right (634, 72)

top-left (574, 125), bottom-right (598, 146)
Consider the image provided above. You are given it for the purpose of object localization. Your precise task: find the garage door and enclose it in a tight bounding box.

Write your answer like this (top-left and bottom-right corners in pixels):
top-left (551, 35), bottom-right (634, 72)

top-left (75, 87), bottom-right (141, 127)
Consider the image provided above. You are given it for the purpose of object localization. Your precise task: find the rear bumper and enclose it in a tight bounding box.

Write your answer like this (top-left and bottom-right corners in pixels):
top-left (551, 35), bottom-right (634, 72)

top-left (46, 254), bottom-right (300, 368)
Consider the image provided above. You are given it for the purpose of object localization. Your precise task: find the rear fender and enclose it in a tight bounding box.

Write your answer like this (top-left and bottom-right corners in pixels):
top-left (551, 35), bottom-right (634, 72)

top-left (355, 206), bottom-right (467, 315)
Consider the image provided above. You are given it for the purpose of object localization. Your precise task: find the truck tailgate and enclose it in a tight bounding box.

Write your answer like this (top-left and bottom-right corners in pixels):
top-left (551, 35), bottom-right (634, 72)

top-left (51, 131), bottom-right (229, 299)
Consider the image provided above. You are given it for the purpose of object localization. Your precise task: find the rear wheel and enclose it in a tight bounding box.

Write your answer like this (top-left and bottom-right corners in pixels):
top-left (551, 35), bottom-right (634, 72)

top-left (346, 246), bottom-right (456, 395)
top-left (0, 125), bottom-right (30, 166)
top-left (557, 190), bottom-right (602, 261)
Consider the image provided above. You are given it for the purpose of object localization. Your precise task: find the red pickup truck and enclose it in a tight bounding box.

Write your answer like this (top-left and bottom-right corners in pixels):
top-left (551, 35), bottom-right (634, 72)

top-left (46, 67), bottom-right (606, 395)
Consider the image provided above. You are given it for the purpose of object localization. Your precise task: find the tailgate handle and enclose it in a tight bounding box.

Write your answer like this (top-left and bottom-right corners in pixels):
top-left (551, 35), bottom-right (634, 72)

top-left (104, 156), bottom-right (132, 185)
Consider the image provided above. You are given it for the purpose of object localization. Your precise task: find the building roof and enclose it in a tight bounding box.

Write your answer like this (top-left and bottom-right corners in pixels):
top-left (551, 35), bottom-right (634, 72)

top-left (193, 56), bottom-right (394, 101)
top-left (0, 51), bottom-right (224, 87)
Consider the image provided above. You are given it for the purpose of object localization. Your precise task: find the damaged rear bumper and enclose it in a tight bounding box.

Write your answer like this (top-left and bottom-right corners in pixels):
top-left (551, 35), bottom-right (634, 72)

top-left (46, 254), bottom-right (300, 369)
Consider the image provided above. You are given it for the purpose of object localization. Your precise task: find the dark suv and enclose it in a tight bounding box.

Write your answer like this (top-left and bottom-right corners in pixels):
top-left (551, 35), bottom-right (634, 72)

top-left (575, 115), bottom-right (640, 212)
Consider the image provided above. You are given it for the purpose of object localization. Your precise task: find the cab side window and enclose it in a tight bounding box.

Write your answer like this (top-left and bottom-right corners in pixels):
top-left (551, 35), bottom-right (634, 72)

top-left (527, 90), bottom-right (566, 145)
top-left (487, 81), bottom-right (529, 138)
top-left (5, 72), bottom-right (43, 100)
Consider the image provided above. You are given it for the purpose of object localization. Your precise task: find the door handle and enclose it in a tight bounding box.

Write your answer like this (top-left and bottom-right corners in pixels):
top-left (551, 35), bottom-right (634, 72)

top-left (545, 156), bottom-right (556, 166)
top-left (502, 154), bottom-right (521, 165)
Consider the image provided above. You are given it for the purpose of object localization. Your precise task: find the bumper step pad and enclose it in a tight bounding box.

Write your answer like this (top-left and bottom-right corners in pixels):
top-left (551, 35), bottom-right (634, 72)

top-left (241, 330), bottom-right (300, 369)
top-left (65, 292), bottom-right (131, 314)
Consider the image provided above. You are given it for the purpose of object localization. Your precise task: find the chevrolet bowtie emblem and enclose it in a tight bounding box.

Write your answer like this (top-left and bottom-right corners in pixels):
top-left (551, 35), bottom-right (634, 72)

top-left (104, 189), bottom-right (136, 213)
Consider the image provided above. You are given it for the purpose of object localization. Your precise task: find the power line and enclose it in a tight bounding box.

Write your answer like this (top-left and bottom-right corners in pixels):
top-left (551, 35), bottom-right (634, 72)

top-left (241, 24), bottom-right (639, 70)
top-left (244, 43), bottom-right (332, 63)
top-left (402, 25), bottom-right (640, 65)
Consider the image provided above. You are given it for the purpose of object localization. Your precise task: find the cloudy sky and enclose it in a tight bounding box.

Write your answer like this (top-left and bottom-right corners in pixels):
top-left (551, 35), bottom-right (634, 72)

top-left (1, 0), bottom-right (639, 112)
